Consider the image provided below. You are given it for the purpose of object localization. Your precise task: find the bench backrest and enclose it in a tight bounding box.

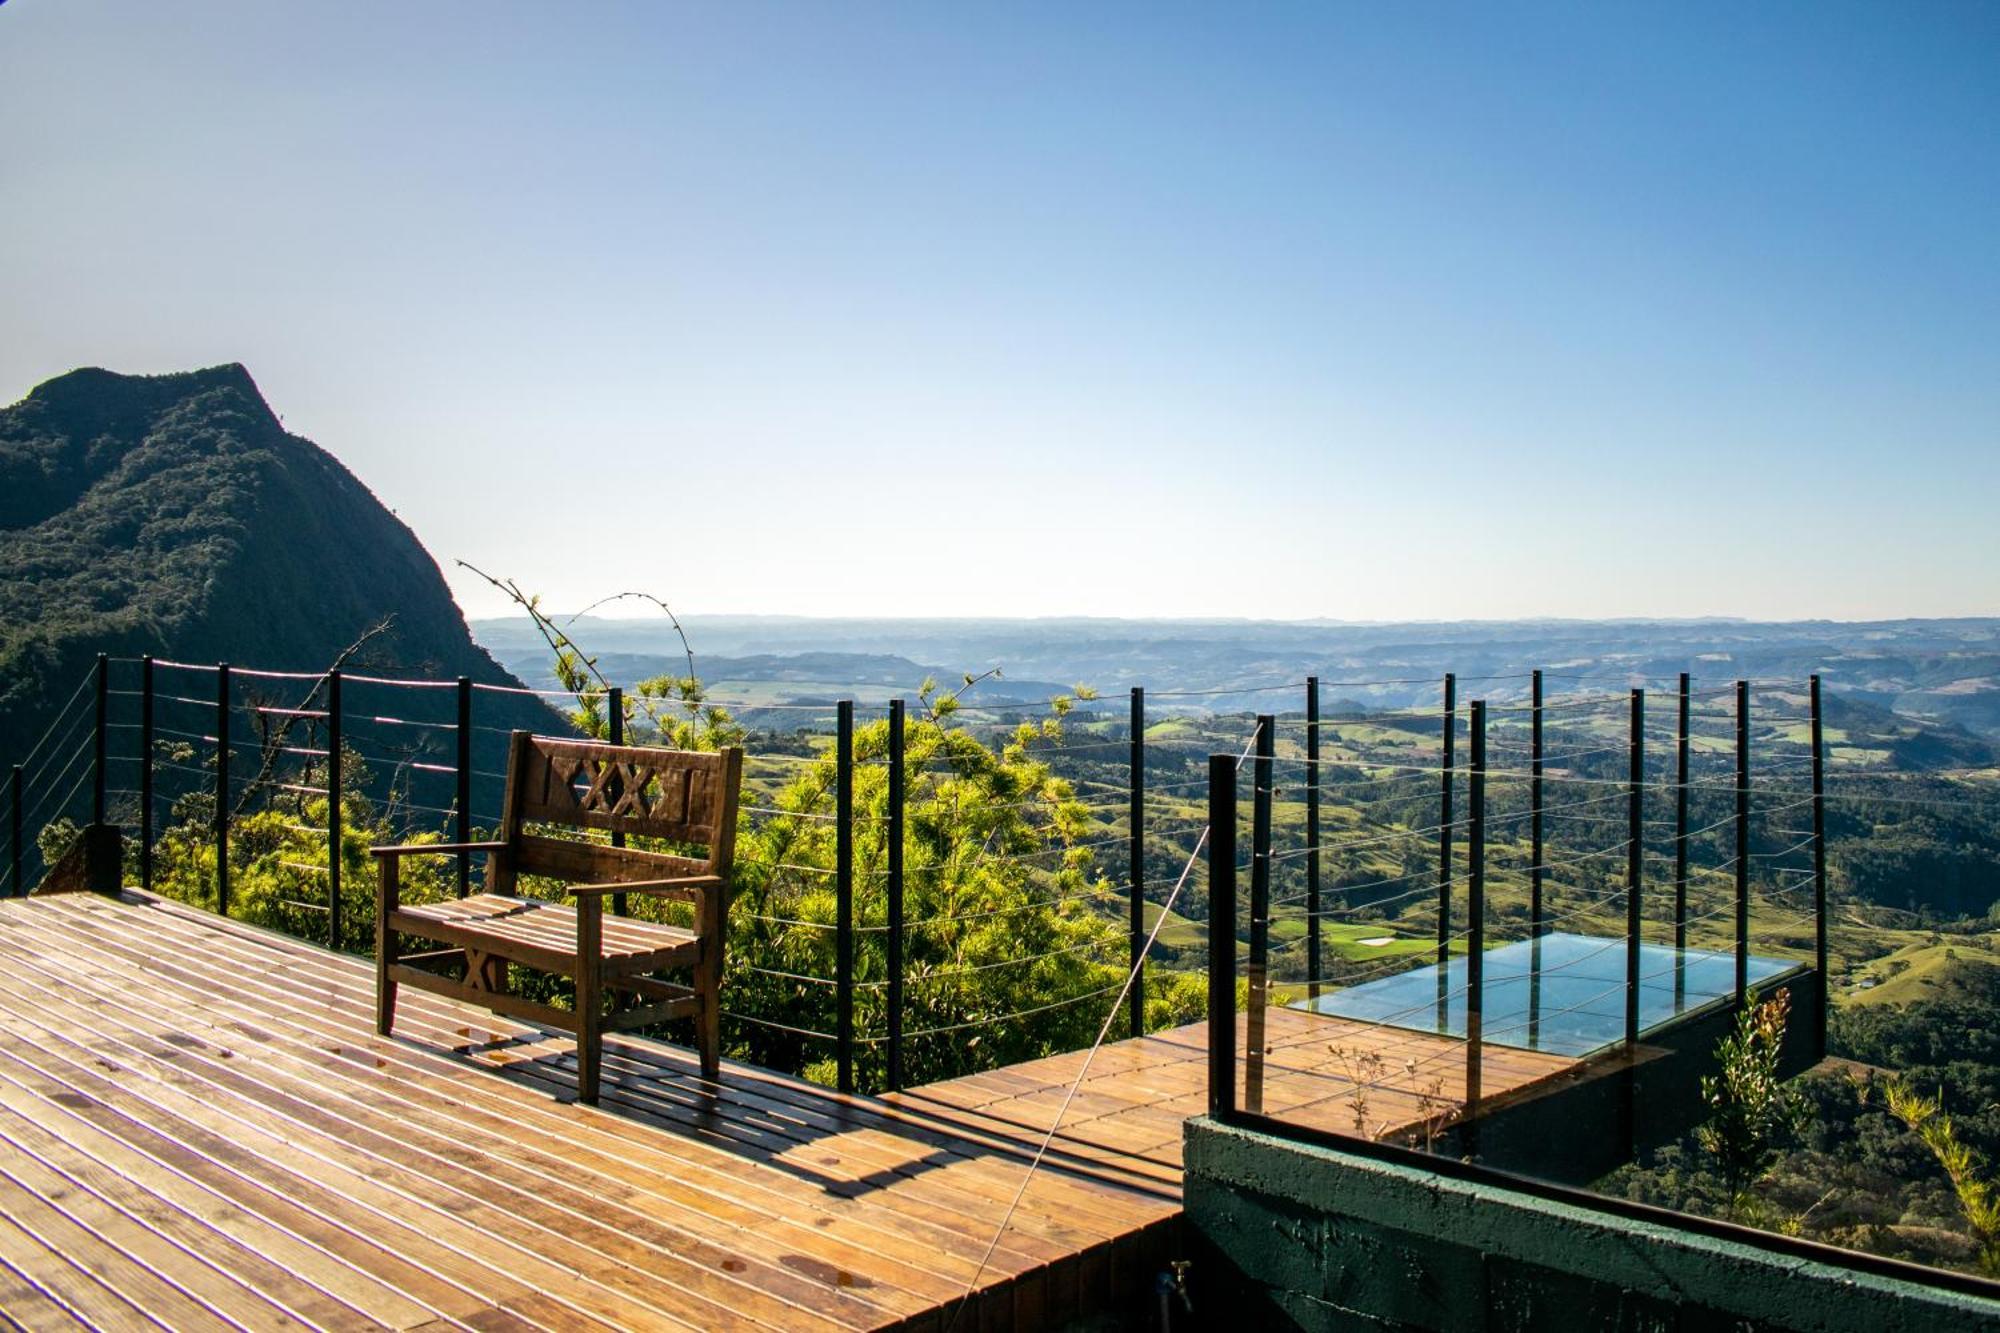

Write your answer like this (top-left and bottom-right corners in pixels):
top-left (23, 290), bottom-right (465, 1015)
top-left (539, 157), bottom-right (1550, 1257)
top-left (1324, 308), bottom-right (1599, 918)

top-left (488, 731), bottom-right (743, 896)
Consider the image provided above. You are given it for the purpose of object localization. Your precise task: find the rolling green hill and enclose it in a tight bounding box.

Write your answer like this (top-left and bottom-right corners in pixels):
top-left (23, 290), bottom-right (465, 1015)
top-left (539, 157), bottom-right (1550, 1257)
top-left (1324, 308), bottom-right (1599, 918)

top-left (1841, 936), bottom-right (2000, 1007)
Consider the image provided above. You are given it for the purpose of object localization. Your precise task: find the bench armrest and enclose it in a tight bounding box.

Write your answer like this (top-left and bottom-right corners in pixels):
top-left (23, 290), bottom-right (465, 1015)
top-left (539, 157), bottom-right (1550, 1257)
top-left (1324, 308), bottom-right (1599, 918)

top-left (369, 840), bottom-right (511, 859)
top-left (568, 875), bottom-right (724, 902)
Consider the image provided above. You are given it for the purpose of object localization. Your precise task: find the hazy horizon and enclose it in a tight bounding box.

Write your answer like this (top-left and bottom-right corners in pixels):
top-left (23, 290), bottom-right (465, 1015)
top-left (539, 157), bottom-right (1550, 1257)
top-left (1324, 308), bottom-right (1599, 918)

top-left (469, 609), bottom-right (2000, 628)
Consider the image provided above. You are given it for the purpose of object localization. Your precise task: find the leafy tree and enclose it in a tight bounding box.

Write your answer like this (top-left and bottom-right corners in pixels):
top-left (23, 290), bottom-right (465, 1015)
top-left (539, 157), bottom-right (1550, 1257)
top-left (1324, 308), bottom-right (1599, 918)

top-left (1697, 990), bottom-right (1813, 1215)
top-left (146, 736), bottom-right (458, 935)
top-left (1883, 1079), bottom-right (2000, 1275)
top-left (716, 675), bottom-right (1130, 1087)
top-left (36, 814), bottom-right (80, 869)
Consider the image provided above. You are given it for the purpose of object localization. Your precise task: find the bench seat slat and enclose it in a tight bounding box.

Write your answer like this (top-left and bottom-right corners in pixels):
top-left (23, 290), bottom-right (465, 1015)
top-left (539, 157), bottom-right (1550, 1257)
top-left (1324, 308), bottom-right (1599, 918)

top-left (397, 894), bottom-right (700, 971)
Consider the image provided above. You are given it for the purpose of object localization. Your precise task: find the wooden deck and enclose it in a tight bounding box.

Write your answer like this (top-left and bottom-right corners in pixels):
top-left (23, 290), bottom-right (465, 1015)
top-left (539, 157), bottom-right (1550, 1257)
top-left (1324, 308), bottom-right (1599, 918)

top-left (0, 894), bottom-right (1578, 1330)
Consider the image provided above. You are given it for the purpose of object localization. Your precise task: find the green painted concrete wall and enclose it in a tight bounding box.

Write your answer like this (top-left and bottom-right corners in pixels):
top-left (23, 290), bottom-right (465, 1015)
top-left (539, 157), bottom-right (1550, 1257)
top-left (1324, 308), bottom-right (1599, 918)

top-left (1182, 1116), bottom-right (2000, 1332)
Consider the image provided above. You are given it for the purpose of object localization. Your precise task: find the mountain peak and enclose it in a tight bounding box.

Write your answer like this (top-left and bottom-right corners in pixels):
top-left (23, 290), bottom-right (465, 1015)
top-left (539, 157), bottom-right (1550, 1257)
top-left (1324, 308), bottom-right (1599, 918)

top-left (25, 361), bottom-right (269, 425)
top-left (0, 362), bottom-right (541, 763)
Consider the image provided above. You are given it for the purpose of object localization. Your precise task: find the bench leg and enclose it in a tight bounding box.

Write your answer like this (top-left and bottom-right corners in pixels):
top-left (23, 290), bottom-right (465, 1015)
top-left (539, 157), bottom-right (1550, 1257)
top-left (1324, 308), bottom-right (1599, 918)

top-left (695, 903), bottom-right (724, 1084)
top-left (696, 932), bottom-right (720, 1080)
top-left (576, 896), bottom-right (603, 1106)
top-left (375, 856), bottom-right (399, 1036)
top-left (697, 986), bottom-right (721, 1083)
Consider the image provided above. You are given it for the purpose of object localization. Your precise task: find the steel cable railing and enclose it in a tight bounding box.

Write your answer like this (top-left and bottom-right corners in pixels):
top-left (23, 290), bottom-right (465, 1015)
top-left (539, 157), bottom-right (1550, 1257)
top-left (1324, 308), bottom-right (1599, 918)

top-left (0, 658), bottom-right (1917, 1149)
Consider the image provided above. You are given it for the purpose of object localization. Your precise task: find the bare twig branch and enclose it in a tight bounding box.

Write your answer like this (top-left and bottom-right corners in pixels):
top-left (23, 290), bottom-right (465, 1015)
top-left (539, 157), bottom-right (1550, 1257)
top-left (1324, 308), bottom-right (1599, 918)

top-left (234, 618), bottom-right (396, 818)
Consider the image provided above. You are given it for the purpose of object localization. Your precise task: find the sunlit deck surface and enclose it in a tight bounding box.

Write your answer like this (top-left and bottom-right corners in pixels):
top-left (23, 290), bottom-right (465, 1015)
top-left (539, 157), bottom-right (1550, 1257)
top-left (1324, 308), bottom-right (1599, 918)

top-left (0, 894), bottom-right (1580, 1330)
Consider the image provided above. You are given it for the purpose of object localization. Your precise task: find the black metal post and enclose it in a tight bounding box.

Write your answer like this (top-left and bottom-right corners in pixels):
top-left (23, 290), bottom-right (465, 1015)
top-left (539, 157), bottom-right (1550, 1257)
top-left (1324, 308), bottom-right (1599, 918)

top-left (1735, 680), bottom-right (1751, 1004)
top-left (606, 684), bottom-right (625, 916)
top-left (1129, 686), bottom-right (1146, 1040)
top-left (8, 765), bottom-right (20, 897)
top-left (1305, 676), bottom-right (1322, 1002)
top-left (93, 653), bottom-right (108, 827)
top-left (1437, 672), bottom-right (1456, 969)
top-left (1529, 670), bottom-right (1543, 1047)
top-left (1811, 674), bottom-right (1828, 1057)
top-left (457, 677), bottom-right (474, 901)
top-left (835, 699), bottom-right (854, 1095)
top-left (1438, 672), bottom-right (1455, 1025)
top-left (1246, 715), bottom-right (1273, 1114)
top-left (1466, 700), bottom-right (1486, 1131)
top-left (140, 656), bottom-right (155, 894)
top-left (887, 698), bottom-right (906, 1091)
top-left (216, 663), bottom-right (231, 917)
top-left (1675, 674), bottom-right (1691, 950)
top-left (1674, 672), bottom-right (1690, 1009)
top-left (1626, 689), bottom-right (1644, 1050)
top-left (327, 669), bottom-right (343, 952)
top-left (1207, 753), bottom-right (1237, 1120)
top-left (1529, 669), bottom-right (1544, 939)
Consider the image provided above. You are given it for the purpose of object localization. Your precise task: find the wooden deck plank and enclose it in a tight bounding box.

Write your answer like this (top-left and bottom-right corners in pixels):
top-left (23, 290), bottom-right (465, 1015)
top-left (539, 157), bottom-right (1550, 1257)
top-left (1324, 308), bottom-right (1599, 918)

top-left (0, 923), bottom-right (857, 1331)
top-left (0, 1044), bottom-right (526, 1330)
top-left (0, 935), bottom-right (718, 1330)
top-left (28, 1000), bottom-right (922, 1327)
top-left (30, 898), bottom-right (1122, 1285)
top-left (0, 893), bottom-right (1584, 1331)
top-left (0, 967), bottom-right (636, 1331)
top-left (0, 1163), bottom-right (211, 1330)
top-left (0, 1229), bottom-right (92, 1333)
top-left (104, 897), bottom-right (1179, 1253)
top-left (0, 1105), bottom-right (368, 1329)
top-left (4, 900), bottom-right (1120, 1315)
top-left (0, 1205), bottom-right (158, 1332)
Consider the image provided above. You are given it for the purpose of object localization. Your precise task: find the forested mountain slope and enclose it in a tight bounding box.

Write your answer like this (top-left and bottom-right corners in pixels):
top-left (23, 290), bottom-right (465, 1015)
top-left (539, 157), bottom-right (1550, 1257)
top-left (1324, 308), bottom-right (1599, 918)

top-left (0, 363), bottom-right (543, 762)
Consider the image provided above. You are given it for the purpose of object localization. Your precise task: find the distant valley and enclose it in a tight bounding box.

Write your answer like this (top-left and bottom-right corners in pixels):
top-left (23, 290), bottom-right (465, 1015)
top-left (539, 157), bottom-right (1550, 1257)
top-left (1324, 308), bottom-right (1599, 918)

top-left (475, 613), bottom-right (2000, 740)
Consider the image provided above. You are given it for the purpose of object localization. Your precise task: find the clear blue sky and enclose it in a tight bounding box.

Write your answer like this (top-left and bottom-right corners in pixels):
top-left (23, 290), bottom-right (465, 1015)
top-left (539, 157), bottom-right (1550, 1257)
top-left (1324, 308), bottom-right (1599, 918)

top-left (3, 2), bottom-right (1995, 621)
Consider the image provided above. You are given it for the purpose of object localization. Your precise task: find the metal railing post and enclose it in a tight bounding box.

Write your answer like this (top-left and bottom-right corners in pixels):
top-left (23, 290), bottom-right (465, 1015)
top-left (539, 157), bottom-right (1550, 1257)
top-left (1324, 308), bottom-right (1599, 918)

top-left (327, 669), bottom-right (343, 951)
top-left (835, 699), bottom-right (854, 1094)
top-left (9, 765), bottom-right (20, 897)
top-left (1466, 700), bottom-right (1486, 1131)
top-left (606, 684), bottom-right (624, 916)
top-left (1437, 672), bottom-right (1456, 969)
top-left (1529, 669), bottom-right (1543, 939)
top-left (1438, 672), bottom-right (1456, 1025)
top-left (1529, 670), bottom-right (1543, 1046)
top-left (1811, 674), bottom-right (1829, 1057)
top-left (1626, 689), bottom-right (1644, 1050)
top-left (1245, 715), bottom-right (1273, 1115)
top-left (216, 663), bottom-right (231, 916)
top-left (1675, 673), bottom-right (1691, 952)
top-left (1128, 686), bottom-right (1145, 1039)
top-left (887, 698), bottom-right (906, 1090)
top-left (1305, 677), bottom-right (1322, 1001)
top-left (458, 677), bottom-right (475, 900)
top-left (93, 653), bottom-right (108, 826)
top-left (140, 656), bottom-right (155, 893)
top-left (1736, 680), bottom-right (1751, 1004)
top-left (1206, 753), bottom-right (1237, 1120)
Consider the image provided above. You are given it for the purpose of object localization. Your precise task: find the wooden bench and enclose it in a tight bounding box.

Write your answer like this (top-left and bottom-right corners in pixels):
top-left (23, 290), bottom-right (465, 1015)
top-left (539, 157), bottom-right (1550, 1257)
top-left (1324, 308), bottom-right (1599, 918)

top-left (371, 730), bottom-right (743, 1104)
